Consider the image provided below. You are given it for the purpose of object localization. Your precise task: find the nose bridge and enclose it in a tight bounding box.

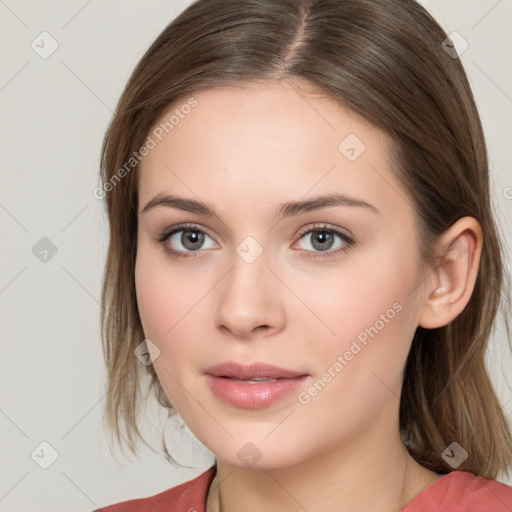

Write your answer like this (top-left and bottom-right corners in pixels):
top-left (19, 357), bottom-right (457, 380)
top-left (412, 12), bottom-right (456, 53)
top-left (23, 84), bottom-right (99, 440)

top-left (223, 237), bottom-right (270, 305)
top-left (214, 235), bottom-right (283, 336)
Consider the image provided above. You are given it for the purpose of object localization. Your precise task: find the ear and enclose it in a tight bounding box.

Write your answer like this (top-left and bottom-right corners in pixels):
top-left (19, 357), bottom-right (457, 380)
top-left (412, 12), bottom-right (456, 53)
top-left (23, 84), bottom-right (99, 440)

top-left (418, 216), bottom-right (483, 329)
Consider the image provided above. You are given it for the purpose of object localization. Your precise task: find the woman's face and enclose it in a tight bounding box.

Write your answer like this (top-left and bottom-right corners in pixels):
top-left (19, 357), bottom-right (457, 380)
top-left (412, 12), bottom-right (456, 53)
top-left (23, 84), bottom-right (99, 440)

top-left (135, 79), bottom-right (428, 469)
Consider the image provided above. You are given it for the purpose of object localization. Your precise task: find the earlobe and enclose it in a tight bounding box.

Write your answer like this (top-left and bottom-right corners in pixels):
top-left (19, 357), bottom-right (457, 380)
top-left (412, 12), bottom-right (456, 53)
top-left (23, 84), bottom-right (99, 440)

top-left (418, 217), bottom-right (483, 329)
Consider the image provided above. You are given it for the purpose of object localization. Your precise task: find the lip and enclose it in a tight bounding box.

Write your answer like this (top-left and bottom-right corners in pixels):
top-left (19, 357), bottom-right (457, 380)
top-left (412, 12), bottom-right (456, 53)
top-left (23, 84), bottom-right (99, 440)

top-left (205, 361), bottom-right (309, 410)
top-left (205, 361), bottom-right (306, 380)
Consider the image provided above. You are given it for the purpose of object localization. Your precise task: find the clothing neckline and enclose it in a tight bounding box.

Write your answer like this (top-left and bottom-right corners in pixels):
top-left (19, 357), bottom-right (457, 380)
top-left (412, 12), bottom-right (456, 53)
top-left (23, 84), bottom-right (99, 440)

top-left (204, 466), bottom-right (463, 512)
top-left (400, 470), bottom-right (458, 510)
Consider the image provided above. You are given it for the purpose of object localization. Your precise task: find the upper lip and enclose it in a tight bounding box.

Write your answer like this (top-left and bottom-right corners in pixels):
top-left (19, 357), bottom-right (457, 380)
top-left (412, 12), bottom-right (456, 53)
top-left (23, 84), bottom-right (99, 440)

top-left (205, 361), bottom-right (307, 380)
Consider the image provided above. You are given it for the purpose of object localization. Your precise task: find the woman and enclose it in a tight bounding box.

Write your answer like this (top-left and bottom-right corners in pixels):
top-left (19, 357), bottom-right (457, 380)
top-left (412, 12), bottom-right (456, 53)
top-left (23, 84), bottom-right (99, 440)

top-left (94, 0), bottom-right (512, 510)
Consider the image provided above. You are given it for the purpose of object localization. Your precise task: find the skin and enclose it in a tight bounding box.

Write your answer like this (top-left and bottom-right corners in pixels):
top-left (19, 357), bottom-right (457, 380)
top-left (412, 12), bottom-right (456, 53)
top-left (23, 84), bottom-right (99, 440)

top-left (135, 78), bottom-right (483, 512)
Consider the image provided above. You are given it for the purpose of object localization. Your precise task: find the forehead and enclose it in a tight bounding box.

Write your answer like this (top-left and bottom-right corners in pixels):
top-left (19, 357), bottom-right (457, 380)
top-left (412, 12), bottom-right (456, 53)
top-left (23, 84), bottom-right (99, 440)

top-left (137, 80), bottom-right (401, 218)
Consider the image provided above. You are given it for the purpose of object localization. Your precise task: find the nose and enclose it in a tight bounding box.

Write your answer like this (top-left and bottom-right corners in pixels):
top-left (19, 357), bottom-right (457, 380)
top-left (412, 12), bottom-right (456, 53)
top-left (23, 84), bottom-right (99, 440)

top-left (213, 248), bottom-right (286, 340)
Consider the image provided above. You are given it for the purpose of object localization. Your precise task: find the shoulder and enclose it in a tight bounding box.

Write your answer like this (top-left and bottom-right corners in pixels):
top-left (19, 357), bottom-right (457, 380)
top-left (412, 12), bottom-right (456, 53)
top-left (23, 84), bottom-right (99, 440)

top-left (403, 470), bottom-right (512, 512)
top-left (92, 465), bottom-right (216, 512)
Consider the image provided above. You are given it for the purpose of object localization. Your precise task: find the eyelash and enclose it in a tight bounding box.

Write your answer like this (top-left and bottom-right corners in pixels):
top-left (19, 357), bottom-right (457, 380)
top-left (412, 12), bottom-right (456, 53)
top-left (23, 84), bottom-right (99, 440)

top-left (155, 222), bottom-right (356, 260)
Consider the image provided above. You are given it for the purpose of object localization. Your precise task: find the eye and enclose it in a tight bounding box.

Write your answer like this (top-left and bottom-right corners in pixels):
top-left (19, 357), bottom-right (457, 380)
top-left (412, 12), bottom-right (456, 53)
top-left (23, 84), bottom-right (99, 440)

top-left (155, 222), bottom-right (355, 260)
top-left (294, 224), bottom-right (355, 259)
top-left (156, 223), bottom-right (217, 259)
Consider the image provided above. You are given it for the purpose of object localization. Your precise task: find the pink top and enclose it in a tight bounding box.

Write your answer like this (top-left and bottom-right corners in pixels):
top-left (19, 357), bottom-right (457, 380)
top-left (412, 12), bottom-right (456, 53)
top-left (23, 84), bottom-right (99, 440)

top-left (94, 465), bottom-right (512, 511)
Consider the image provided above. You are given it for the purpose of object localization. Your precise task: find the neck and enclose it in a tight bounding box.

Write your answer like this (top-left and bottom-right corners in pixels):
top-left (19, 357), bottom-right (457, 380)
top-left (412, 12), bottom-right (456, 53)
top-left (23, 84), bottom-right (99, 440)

top-left (206, 407), bottom-right (440, 512)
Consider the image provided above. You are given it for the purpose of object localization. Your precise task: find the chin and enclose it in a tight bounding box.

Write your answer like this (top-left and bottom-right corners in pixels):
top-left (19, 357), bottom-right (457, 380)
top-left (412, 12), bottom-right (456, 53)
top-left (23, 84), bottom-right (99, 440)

top-left (201, 433), bottom-right (316, 471)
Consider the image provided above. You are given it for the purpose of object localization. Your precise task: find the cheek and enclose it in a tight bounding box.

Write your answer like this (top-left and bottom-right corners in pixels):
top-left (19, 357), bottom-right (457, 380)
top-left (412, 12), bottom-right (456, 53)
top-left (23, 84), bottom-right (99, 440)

top-left (135, 243), bottom-right (195, 340)
top-left (291, 295), bottom-right (414, 452)
top-left (135, 255), bottom-right (171, 340)
top-left (292, 243), bottom-right (418, 351)
top-left (291, 245), bottom-right (419, 404)
top-left (134, 254), bottom-right (198, 411)
top-left (134, 248), bottom-right (210, 375)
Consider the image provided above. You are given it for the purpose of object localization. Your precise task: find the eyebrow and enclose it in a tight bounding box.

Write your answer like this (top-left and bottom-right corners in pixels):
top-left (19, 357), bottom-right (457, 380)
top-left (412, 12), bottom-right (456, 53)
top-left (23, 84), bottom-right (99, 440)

top-left (140, 192), bottom-right (380, 218)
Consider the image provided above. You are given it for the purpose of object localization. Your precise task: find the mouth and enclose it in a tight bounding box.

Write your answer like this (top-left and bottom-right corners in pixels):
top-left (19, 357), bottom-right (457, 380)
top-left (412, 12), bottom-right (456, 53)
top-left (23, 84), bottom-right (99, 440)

top-left (221, 377), bottom-right (278, 384)
top-left (205, 361), bottom-right (307, 380)
top-left (204, 361), bottom-right (310, 409)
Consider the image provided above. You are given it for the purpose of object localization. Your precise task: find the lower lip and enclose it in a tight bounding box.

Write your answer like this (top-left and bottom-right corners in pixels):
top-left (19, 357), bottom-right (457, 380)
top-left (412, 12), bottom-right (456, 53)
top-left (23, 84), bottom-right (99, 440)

top-left (205, 375), bottom-right (308, 410)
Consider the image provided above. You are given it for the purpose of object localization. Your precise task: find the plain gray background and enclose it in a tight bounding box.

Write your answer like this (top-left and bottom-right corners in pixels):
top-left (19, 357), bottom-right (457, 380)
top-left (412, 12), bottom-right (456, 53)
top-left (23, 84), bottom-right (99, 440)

top-left (1, 1), bottom-right (511, 510)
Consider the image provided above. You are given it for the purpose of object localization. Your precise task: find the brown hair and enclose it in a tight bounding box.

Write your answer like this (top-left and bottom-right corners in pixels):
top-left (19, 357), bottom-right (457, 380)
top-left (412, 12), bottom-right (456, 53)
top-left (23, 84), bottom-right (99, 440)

top-left (98, 0), bottom-right (512, 478)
